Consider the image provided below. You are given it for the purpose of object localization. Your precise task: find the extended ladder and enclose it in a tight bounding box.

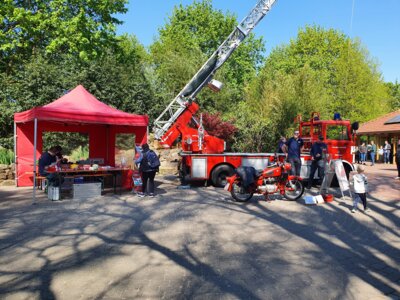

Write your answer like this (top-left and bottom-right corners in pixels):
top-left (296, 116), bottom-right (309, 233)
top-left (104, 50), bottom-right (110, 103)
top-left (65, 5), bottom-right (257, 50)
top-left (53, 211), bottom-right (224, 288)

top-left (153, 0), bottom-right (278, 140)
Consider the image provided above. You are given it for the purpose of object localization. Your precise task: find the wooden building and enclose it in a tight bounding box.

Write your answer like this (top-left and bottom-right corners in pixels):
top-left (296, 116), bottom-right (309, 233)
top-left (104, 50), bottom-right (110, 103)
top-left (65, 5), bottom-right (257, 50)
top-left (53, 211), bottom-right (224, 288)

top-left (357, 110), bottom-right (400, 163)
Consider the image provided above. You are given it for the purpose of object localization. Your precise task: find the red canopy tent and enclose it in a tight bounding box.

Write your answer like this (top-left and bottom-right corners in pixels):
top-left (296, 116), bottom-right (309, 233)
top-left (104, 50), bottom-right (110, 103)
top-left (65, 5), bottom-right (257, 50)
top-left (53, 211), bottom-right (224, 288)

top-left (14, 85), bottom-right (148, 187)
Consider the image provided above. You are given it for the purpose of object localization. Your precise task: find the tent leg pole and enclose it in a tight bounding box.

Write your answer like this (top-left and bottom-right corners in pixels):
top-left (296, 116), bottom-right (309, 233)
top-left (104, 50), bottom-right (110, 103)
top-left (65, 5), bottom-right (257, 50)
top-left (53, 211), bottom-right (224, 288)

top-left (14, 122), bottom-right (17, 187)
top-left (33, 118), bottom-right (37, 205)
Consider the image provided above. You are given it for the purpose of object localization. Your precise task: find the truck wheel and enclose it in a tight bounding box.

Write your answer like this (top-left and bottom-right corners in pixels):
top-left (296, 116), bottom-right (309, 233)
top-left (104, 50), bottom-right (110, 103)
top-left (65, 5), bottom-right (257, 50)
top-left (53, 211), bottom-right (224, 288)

top-left (211, 165), bottom-right (234, 187)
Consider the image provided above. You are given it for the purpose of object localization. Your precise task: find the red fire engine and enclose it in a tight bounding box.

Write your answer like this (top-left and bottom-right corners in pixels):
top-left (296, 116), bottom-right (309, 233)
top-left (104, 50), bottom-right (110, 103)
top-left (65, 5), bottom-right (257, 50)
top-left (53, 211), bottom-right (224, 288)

top-left (152, 0), bottom-right (356, 187)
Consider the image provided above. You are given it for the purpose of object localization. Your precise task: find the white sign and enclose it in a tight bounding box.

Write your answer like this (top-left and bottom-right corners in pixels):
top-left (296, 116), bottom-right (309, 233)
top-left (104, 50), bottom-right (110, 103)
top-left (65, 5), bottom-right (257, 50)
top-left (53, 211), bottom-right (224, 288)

top-left (334, 160), bottom-right (350, 192)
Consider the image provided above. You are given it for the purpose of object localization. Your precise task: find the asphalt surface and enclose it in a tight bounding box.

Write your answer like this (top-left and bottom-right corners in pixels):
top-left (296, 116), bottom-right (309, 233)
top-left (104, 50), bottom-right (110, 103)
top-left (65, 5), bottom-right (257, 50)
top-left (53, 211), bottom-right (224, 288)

top-left (0, 163), bottom-right (399, 299)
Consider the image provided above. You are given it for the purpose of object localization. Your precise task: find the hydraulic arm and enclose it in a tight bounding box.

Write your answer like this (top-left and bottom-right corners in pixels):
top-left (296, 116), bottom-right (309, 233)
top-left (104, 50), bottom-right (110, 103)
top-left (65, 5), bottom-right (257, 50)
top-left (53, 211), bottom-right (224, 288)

top-left (153, 0), bottom-right (278, 151)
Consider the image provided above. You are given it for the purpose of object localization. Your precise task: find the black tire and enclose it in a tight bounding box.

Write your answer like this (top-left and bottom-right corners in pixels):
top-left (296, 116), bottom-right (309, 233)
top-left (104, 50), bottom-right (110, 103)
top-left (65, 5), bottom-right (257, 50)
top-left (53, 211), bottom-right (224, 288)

top-left (283, 179), bottom-right (304, 201)
top-left (230, 182), bottom-right (253, 202)
top-left (211, 165), bottom-right (235, 187)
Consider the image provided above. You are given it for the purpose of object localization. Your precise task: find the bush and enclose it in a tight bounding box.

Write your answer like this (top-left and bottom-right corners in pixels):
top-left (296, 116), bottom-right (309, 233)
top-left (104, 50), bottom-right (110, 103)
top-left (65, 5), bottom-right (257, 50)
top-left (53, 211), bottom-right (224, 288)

top-left (0, 148), bottom-right (14, 165)
top-left (69, 145), bottom-right (89, 163)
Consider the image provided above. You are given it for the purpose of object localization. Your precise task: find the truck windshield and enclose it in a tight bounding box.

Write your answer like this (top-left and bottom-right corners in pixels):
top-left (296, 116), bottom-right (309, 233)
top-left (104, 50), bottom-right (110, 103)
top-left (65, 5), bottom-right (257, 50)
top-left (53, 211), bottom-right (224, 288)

top-left (301, 125), bottom-right (310, 137)
top-left (326, 125), bottom-right (349, 140)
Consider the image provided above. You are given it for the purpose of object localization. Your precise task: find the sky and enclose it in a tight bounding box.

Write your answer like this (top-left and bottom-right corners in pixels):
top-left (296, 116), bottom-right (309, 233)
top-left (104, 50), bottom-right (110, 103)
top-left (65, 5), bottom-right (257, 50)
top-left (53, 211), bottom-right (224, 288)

top-left (116, 0), bottom-right (400, 83)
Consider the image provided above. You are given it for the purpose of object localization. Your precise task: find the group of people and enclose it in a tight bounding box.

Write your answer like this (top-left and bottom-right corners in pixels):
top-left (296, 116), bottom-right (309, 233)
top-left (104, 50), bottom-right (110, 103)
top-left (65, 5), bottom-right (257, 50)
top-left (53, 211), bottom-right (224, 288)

top-left (277, 130), bottom-right (327, 190)
top-left (356, 140), bottom-right (392, 165)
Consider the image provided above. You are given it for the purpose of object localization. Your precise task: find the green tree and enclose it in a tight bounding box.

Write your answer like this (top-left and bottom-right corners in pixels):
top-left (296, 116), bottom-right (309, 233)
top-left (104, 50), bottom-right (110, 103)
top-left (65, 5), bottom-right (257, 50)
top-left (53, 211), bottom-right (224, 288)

top-left (150, 0), bottom-right (265, 114)
top-left (385, 81), bottom-right (400, 110)
top-left (240, 26), bottom-right (390, 152)
top-left (0, 36), bottom-right (155, 149)
top-left (0, 0), bottom-right (127, 73)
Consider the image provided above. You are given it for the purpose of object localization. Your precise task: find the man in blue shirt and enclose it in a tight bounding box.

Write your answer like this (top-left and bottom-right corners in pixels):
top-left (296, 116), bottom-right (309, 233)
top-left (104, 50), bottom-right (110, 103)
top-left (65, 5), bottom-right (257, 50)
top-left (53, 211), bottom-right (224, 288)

top-left (286, 130), bottom-right (304, 176)
top-left (307, 135), bottom-right (328, 189)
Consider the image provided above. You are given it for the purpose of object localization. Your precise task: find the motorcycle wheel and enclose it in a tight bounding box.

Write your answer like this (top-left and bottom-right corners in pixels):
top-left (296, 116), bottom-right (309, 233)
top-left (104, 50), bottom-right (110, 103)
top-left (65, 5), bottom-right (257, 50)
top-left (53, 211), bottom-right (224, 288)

top-left (230, 181), bottom-right (253, 202)
top-left (283, 179), bottom-right (304, 201)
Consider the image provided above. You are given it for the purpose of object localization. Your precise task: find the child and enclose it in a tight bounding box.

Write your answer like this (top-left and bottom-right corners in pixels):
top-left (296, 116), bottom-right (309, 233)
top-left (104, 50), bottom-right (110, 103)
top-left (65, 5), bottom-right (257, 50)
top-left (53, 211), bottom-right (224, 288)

top-left (351, 164), bottom-right (370, 213)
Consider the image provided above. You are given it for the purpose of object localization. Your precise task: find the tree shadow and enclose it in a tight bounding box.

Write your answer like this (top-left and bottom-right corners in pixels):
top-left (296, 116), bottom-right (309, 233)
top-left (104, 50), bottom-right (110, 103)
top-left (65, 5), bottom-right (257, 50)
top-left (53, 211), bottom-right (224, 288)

top-left (0, 178), bottom-right (398, 299)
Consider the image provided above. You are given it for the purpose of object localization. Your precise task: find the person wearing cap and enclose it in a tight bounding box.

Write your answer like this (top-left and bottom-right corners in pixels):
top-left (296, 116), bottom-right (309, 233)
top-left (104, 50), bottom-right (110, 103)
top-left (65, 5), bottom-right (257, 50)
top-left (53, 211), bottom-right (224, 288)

top-left (307, 135), bottom-right (328, 189)
top-left (286, 130), bottom-right (304, 176)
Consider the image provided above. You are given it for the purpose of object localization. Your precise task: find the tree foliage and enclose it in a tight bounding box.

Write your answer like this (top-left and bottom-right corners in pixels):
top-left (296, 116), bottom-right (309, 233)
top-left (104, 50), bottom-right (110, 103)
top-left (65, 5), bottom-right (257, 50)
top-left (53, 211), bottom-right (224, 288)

top-left (385, 81), bottom-right (400, 110)
top-left (234, 26), bottom-right (391, 152)
top-left (0, 35), bottom-right (155, 149)
top-left (150, 0), bottom-right (265, 114)
top-left (0, 0), bottom-right (127, 73)
top-left (202, 112), bottom-right (237, 145)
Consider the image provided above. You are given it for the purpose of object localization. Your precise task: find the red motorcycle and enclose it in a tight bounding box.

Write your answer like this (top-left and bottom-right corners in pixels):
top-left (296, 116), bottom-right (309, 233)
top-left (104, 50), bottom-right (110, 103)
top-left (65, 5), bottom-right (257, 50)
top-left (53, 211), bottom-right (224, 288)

top-left (224, 161), bottom-right (304, 202)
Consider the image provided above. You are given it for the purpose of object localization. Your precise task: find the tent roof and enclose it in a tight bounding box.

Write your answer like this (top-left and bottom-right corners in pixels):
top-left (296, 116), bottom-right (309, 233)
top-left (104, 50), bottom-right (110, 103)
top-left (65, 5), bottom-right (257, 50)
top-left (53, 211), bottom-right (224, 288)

top-left (14, 85), bottom-right (148, 126)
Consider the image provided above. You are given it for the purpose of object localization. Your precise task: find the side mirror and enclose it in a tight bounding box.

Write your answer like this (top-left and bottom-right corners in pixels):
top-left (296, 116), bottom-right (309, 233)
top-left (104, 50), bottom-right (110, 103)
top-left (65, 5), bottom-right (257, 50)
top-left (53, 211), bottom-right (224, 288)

top-left (351, 122), bottom-right (359, 131)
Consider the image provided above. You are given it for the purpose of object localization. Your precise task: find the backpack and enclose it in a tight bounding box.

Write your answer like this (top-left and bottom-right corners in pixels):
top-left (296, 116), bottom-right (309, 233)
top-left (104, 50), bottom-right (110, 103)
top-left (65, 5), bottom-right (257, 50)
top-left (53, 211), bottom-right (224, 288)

top-left (146, 150), bottom-right (160, 169)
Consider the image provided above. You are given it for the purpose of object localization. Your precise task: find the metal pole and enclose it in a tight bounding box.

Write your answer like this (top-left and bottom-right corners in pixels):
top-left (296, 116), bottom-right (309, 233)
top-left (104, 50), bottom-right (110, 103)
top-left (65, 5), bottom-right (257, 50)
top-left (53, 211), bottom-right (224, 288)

top-left (13, 122), bottom-right (17, 186)
top-left (33, 118), bottom-right (37, 205)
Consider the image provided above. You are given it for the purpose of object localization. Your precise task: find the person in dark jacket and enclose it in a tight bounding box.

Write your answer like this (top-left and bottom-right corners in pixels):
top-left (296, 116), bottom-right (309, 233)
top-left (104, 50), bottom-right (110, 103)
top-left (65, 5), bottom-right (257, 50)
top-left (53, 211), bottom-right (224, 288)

top-left (286, 130), bottom-right (304, 176)
top-left (307, 136), bottom-right (328, 189)
top-left (138, 143), bottom-right (159, 197)
top-left (276, 136), bottom-right (287, 154)
top-left (38, 145), bottom-right (63, 186)
top-left (395, 140), bottom-right (400, 180)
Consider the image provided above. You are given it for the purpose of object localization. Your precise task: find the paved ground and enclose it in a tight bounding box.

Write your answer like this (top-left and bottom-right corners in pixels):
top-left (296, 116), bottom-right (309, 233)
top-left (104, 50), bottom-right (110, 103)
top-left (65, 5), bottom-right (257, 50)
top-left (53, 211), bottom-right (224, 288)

top-left (0, 163), bottom-right (399, 299)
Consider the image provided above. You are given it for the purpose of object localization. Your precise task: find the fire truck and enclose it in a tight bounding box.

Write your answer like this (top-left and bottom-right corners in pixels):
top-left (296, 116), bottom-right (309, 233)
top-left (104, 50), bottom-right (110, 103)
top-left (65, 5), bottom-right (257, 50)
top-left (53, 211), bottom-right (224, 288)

top-left (153, 0), bottom-right (356, 187)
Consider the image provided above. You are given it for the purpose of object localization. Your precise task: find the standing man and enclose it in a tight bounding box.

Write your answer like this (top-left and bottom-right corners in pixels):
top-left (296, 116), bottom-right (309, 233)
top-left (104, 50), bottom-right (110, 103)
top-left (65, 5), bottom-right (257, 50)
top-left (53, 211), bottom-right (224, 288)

top-left (369, 141), bottom-right (376, 166)
top-left (138, 143), bottom-right (160, 197)
top-left (383, 140), bottom-right (391, 164)
top-left (286, 130), bottom-right (304, 176)
top-left (395, 140), bottom-right (400, 180)
top-left (307, 135), bottom-right (328, 189)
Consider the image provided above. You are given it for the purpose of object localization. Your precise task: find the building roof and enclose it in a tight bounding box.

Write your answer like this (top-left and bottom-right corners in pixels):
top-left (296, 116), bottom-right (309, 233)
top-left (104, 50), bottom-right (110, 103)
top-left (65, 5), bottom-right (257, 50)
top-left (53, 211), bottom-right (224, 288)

top-left (384, 114), bottom-right (400, 124)
top-left (357, 110), bottom-right (400, 135)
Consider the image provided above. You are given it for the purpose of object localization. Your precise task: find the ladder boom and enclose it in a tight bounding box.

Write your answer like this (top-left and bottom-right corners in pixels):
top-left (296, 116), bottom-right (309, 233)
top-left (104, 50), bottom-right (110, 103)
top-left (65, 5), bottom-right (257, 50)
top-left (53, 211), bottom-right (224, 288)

top-left (154, 0), bottom-right (277, 141)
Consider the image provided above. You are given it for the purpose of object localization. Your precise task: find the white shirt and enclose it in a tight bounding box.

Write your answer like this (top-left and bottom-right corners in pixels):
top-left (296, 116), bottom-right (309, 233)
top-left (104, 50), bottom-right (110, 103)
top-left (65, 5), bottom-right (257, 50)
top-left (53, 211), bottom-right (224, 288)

top-left (352, 173), bottom-right (368, 193)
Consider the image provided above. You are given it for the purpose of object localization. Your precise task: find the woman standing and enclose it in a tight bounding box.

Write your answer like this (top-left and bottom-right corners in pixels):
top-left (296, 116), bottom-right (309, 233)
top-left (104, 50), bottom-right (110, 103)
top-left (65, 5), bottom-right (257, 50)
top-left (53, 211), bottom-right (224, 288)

top-left (359, 142), bottom-right (367, 165)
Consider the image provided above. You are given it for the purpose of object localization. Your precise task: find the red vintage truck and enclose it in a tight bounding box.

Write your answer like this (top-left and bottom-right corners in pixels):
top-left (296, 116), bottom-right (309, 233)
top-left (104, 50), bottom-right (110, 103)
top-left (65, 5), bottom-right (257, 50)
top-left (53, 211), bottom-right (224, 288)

top-left (174, 110), bottom-right (356, 187)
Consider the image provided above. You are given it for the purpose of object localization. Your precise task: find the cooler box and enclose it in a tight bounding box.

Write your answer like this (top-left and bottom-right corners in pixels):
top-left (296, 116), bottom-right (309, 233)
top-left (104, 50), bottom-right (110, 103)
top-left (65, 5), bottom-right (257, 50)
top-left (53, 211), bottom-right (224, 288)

top-left (132, 170), bottom-right (142, 193)
top-left (73, 182), bottom-right (102, 199)
top-left (48, 186), bottom-right (60, 201)
top-left (122, 169), bottom-right (133, 191)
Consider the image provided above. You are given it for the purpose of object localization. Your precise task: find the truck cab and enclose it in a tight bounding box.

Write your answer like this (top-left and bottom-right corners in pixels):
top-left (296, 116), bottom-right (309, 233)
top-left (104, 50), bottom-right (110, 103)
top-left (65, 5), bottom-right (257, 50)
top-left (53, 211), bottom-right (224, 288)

top-left (299, 112), bottom-right (356, 180)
